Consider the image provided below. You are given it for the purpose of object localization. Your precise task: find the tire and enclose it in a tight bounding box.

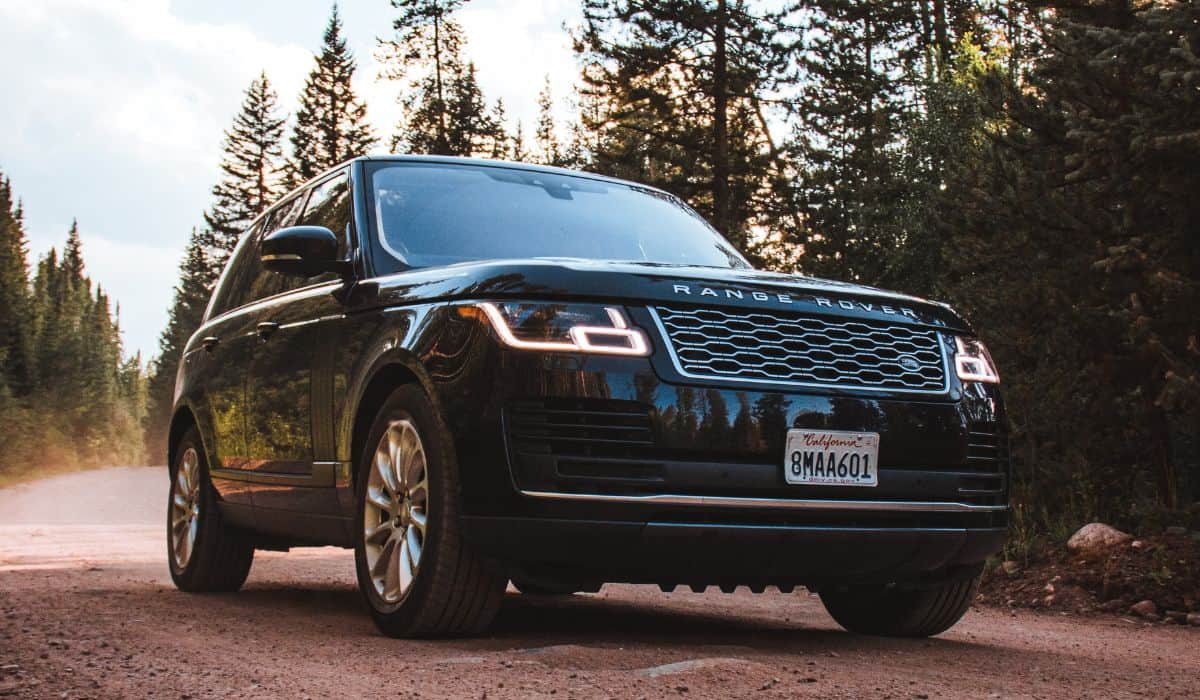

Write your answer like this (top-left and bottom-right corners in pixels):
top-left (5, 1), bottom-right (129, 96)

top-left (353, 384), bottom-right (507, 638)
top-left (819, 572), bottom-right (981, 638)
top-left (167, 426), bottom-right (254, 592)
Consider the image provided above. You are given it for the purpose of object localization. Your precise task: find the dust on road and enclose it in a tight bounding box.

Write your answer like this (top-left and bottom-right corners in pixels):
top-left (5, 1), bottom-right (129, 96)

top-left (1, 467), bottom-right (1195, 699)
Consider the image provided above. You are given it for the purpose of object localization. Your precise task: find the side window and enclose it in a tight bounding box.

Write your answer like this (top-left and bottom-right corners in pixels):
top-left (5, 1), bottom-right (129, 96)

top-left (208, 223), bottom-right (263, 318)
top-left (245, 193), bottom-right (310, 304)
top-left (298, 171), bottom-right (352, 257)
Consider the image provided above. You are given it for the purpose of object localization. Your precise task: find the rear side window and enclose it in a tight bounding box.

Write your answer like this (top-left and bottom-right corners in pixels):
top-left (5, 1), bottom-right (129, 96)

top-left (208, 222), bottom-right (263, 318)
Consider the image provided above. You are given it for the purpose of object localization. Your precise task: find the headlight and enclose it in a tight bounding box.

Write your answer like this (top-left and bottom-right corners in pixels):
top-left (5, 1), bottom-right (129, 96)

top-left (478, 302), bottom-right (651, 356)
top-left (954, 336), bottom-right (1000, 384)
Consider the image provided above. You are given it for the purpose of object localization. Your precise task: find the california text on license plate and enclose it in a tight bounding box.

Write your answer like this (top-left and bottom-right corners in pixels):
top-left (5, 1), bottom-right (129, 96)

top-left (785, 429), bottom-right (880, 487)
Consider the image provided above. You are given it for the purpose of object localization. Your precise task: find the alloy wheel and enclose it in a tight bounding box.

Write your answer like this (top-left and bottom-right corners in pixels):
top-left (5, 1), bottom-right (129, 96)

top-left (170, 447), bottom-right (201, 571)
top-left (362, 418), bottom-right (429, 605)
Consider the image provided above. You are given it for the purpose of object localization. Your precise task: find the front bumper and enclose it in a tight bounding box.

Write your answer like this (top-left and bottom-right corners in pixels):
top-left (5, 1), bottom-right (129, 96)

top-left (463, 516), bottom-right (1006, 587)
top-left (432, 317), bottom-right (1009, 584)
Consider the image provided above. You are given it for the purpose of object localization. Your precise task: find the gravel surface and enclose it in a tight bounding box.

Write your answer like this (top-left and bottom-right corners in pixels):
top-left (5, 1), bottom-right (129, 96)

top-left (1, 467), bottom-right (1196, 699)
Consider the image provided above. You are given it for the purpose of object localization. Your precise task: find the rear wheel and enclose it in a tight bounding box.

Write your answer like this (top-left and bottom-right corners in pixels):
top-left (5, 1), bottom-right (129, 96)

top-left (819, 572), bottom-right (981, 637)
top-left (167, 426), bottom-right (254, 592)
top-left (353, 385), bottom-right (507, 638)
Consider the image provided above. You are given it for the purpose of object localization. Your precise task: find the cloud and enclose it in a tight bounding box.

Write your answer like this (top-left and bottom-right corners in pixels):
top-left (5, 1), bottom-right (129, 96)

top-left (0, 0), bottom-right (582, 358)
top-left (0, 0), bottom-right (314, 357)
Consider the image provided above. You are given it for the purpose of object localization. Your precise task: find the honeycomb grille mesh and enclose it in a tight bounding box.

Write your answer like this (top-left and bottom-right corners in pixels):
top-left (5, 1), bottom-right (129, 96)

top-left (651, 305), bottom-right (948, 392)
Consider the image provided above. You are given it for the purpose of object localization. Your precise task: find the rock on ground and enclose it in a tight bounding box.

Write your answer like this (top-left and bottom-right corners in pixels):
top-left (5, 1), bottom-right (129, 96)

top-left (1067, 523), bottom-right (1131, 553)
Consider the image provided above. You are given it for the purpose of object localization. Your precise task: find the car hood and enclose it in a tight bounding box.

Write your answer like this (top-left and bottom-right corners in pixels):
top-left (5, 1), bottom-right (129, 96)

top-left (355, 258), bottom-right (971, 332)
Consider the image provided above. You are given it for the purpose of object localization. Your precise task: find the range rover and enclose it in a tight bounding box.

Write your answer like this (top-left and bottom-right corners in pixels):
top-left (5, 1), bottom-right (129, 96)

top-left (166, 155), bottom-right (1008, 638)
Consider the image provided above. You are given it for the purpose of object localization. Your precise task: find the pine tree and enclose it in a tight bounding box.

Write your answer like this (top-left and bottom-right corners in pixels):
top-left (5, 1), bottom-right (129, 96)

top-left (786, 2), bottom-right (926, 283)
top-left (290, 4), bottom-right (376, 182)
top-left (0, 172), bottom-right (32, 394)
top-left (144, 230), bottom-right (215, 462)
top-left (203, 71), bottom-right (287, 269)
top-left (534, 75), bottom-right (563, 166)
top-left (574, 0), bottom-right (799, 252)
top-left (378, 0), bottom-right (469, 154)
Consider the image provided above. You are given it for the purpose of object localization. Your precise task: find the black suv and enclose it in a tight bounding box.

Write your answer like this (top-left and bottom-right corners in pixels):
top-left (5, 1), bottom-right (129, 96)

top-left (167, 155), bottom-right (1007, 638)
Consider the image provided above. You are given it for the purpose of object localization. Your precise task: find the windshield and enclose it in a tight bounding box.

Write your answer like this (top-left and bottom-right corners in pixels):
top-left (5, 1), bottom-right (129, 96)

top-left (368, 162), bottom-right (749, 270)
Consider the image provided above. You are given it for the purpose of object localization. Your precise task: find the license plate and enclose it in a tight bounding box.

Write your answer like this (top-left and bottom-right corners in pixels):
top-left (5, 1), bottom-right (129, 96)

top-left (784, 429), bottom-right (880, 487)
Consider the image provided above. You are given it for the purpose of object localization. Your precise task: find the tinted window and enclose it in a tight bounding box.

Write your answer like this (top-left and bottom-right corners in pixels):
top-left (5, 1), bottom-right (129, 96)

top-left (244, 193), bottom-right (309, 304)
top-left (207, 191), bottom-right (313, 318)
top-left (368, 163), bottom-right (748, 270)
top-left (298, 171), bottom-right (352, 256)
top-left (208, 222), bottom-right (262, 318)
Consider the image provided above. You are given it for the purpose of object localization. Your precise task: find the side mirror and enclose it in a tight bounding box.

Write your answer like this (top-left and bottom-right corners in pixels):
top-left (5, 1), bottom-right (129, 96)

top-left (261, 226), bottom-right (348, 278)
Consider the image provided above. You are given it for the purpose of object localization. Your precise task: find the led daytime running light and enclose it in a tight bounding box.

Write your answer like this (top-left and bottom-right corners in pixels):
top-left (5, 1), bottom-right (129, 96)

top-left (478, 303), bottom-right (650, 356)
top-left (954, 336), bottom-right (1000, 384)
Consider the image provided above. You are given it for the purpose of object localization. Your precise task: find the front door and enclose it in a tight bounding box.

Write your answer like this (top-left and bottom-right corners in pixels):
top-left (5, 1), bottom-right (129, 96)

top-left (243, 168), bottom-right (354, 515)
top-left (243, 283), bottom-right (345, 514)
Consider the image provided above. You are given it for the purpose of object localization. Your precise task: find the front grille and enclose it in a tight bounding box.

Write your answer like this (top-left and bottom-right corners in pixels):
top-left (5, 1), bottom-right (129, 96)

top-left (651, 305), bottom-right (948, 393)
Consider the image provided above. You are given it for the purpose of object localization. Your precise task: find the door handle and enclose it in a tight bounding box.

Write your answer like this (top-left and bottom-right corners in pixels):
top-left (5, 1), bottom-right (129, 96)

top-left (256, 321), bottom-right (281, 341)
top-left (201, 336), bottom-right (220, 352)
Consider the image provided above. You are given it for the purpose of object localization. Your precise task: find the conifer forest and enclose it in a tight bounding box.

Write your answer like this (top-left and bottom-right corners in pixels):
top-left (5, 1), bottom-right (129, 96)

top-left (0, 0), bottom-right (1196, 545)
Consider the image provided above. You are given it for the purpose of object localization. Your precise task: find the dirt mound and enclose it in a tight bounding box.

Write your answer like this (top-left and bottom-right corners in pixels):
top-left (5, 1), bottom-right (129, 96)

top-left (980, 532), bottom-right (1200, 622)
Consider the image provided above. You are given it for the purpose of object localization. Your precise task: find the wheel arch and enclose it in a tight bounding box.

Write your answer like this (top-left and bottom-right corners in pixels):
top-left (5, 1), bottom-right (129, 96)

top-left (348, 360), bottom-right (431, 480)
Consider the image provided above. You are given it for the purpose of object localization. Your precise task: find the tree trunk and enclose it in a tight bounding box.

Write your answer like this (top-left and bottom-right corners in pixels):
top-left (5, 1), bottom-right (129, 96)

top-left (434, 13), bottom-right (448, 154)
top-left (712, 0), bottom-right (731, 241)
top-left (933, 0), bottom-right (949, 74)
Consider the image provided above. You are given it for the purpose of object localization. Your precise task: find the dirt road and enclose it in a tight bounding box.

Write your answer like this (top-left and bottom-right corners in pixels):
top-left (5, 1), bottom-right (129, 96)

top-left (0, 468), bottom-right (1195, 699)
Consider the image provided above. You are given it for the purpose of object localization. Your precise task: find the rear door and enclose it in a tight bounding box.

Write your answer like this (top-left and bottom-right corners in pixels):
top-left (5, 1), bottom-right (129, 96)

top-left (196, 223), bottom-right (265, 506)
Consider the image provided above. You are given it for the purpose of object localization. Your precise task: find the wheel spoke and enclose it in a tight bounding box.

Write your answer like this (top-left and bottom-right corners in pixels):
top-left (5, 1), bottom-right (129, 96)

top-left (374, 447), bottom-right (398, 496)
top-left (383, 535), bottom-right (401, 600)
top-left (373, 535), bottom-right (396, 578)
top-left (406, 525), bottom-right (422, 568)
top-left (403, 450), bottom-right (425, 498)
top-left (408, 477), bottom-right (428, 506)
top-left (173, 493), bottom-right (188, 510)
top-left (398, 535), bottom-right (414, 592)
top-left (365, 487), bottom-right (391, 513)
top-left (409, 508), bottom-right (427, 533)
top-left (389, 429), bottom-right (405, 489)
top-left (364, 520), bottom-right (392, 545)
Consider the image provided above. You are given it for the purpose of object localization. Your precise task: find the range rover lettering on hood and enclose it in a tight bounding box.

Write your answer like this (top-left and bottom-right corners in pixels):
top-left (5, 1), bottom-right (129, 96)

top-left (670, 284), bottom-right (921, 319)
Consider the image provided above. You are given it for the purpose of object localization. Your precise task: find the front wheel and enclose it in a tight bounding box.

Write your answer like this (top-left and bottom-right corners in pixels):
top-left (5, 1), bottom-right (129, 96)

top-left (353, 385), bottom-right (507, 638)
top-left (819, 572), bottom-right (981, 637)
top-left (167, 426), bottom-right (254, 592)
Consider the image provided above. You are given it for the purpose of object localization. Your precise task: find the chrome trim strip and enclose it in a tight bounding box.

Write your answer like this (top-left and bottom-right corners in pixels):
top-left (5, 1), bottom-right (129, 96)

top-left (519, 490), bottom-right (1006, 512)
top-left (647, 306), bottom-right (953, 396)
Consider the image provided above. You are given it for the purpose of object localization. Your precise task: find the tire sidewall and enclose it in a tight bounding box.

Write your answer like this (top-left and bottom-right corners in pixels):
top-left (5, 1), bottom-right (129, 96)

top-left (353, 385), bottom-right (452, 627)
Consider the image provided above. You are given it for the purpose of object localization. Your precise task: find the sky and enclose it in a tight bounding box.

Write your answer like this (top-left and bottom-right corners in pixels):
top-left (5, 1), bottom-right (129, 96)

top-left (0, 0), bottom-right (582, 359)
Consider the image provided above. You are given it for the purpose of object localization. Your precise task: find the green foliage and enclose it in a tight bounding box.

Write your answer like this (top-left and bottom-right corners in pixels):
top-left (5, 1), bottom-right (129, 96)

top-left (0, 178), bottom-right (146, 480)
top-left (203, 71), bottom-right (287, 271)
top-left (576, 0), bottom-right (1197, 534)
top-left (379, 0), bottom-right (513, 156)
top-left (143, 232), bottom-right (216, 464)
top-left (289, 4), bottom-right (377, 183)
top-left (573, 0), bottom-right (799, 252)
